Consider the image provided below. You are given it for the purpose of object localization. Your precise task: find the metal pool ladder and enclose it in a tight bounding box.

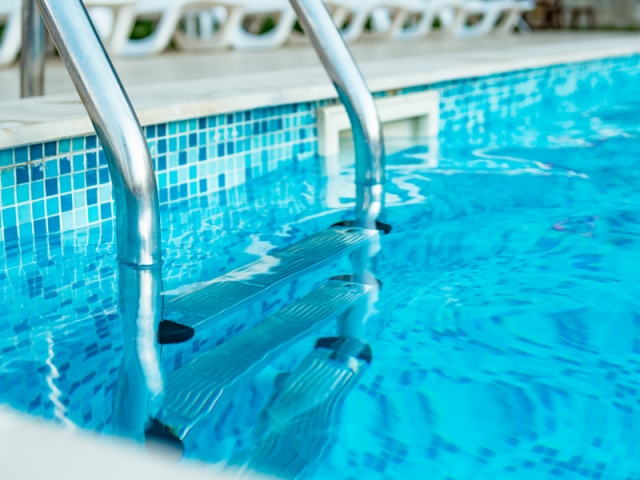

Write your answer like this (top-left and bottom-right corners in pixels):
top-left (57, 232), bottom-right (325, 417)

top-left (153, 0), bottom-right (390, 444)
top-left (26, 0), bottom-right (388, 447)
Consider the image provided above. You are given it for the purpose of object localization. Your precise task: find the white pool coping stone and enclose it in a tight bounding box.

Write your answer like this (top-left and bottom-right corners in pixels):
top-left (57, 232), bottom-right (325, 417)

top-left (0, 34), bottom-right (639, 150)
top-left (0, 407), bottom-right (263, 480)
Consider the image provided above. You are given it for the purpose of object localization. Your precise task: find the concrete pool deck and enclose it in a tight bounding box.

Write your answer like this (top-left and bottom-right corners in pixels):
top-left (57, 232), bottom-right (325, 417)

top-left (0, 31), bottom-right (639, 148)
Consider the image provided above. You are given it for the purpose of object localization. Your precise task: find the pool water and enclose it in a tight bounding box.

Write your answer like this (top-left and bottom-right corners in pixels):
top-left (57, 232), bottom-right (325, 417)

top-left (2, 57), bottom-right (640, 479)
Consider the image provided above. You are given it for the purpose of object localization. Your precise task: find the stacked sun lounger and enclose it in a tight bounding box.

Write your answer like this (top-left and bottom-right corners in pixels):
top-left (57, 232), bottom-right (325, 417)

top-left (0, 0), bottom-right (535, 65)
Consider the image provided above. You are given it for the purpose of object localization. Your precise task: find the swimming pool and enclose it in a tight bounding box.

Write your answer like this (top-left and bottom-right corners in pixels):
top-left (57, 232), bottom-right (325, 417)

top-left (2, 55), bottom-right (640, 479)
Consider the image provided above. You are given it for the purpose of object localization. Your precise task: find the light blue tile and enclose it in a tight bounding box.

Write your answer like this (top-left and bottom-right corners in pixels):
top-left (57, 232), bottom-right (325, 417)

top-left (60, 175), bottom-right (72, 193)
top-left (73, 172), bottom-right (85, 189)
top-left (1, 170), bottom-right (14, 187)
top-left (2, 207), bottom-right (16, 227)
top-left (18, 204), bottom-right (31, 223)
top-left (59, 139), bottom-right (71, 154)
top-left (0, 149), bottom-right (12, 167)
top-left (16, 185), bottom-right (30, 203)
top-left (99, 185), bottom-right (111, 202)
top-left (46, 197), bottom-right (59, 215)
top-left (46, 159), bottom-right (58, 178)
top-left (88, 206), bottom-right (99, 222)
top-left (75, 208), bottom-right (87, 227)
top-left (31, 181), bottom-right (44, 200)
top-left (2, 187), bottom-right (15, 206)
top-left (32, 200), bottom-right (45, 219)
top-left (73, 192), bottom-right (85, 208)
top-left (62, 212), bottom-right (75, 230)
top-left (72, 137), bottom-right (84, 152)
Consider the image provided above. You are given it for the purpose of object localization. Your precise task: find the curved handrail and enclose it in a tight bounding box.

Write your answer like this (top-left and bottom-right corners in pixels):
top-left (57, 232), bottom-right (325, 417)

top-left (35, 0), bottom-right (161, 268)
top-left (289, 0), bottom-right (386, 230)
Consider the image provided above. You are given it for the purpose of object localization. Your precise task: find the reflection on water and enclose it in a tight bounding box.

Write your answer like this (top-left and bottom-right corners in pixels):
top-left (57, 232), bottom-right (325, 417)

top-left (111, 263), bottom-right (163, 443)
top-left (1, 58), bottom-right (640, 479)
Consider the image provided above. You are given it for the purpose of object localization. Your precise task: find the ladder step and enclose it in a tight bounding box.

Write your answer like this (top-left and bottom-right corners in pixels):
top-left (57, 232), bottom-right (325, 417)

top-left (155, 280), bottom-right (371, 438)
top-left (238, 348), bottom-right (368, 478)
top-left (164, 227), bottom-right (376, 329)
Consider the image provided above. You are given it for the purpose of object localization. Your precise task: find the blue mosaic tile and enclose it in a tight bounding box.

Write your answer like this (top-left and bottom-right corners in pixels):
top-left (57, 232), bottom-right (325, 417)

top-left (0, 54), bottom-right (637, 247)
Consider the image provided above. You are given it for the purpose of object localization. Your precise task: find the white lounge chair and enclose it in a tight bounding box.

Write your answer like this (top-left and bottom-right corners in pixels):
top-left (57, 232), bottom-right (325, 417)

top-left (84, 0), bottom-right (137, 54)
top-left (176, 0), bottom-right (296, 51)
top-left (323, 0), bottom-right (463, 43)
top-left (451, 0), bottom-right (535, 38)
top-left (324, 0), bottom-right (378, 43)
top-left (0, 0), bottom-right (21, 67)
top-left (87, 0), bottom-right (297, 55)
top-left (379, 0), bottom-right (467, 41)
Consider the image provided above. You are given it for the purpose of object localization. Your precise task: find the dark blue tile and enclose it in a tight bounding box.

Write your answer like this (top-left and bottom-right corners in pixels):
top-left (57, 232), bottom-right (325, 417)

top-left (147, 125), bottom-right (156, 139)
top-left (179, 152), bottom-right (187, 165)
top-left (158, 139), bottom-right (167, 154)
top-left (218, 173), bottom-right (225, 188)
top-left (44, 141), bottom-right (57, 157)
top-left (157, 123), bottom-right (166, 136)
top-left (199, 147), bottom-right (206, 161)
top-left (99, 167), bottom-right (109, 184)
top-left (87, 188), bottom-right (98, 205)
top-left (188, 133), bottom-right (197, 147)
top-left (47, 215), bottom-right (60, 233)
top-left (16, 166), bottom-right (29, 184)
top-left (15, 146), bottom-right (28, 163)
top-left (99, 151), bottom-right (107, 166)
top-left (217, 143), bottom-right (225, 157)
top-left (29, 144), bottom-right (43, 161)
top-left (86, 152), bottom-right (97, 169)
top-left (198, 117), bottom-right (206, 129)
top-left (45, 178), bottom-right (58, 196)
top-left (34, 219), bottom-right (47, 236)
top-left (227, 142), bottom-right (234, 155)
top-left (158, 156), bottom-right (166, 171)
top-left (86, 170), bottom-right (97, 186)
top-left (61, 194), bottom-right (73, 212)
top-left (159, 188), bottom-right (168, 203)
top-left (59, 157), bottom-right (71, 175)
top-left (86, 135), bottom-right (97, 149)
top-left (226, 114), bottom-right (234, 124)
top-left (4, 226), bottom-right (18, 241)
top-left (199, 179), bottom-right (207, 193)
top-left (244, 111), bottom-right (251, 121)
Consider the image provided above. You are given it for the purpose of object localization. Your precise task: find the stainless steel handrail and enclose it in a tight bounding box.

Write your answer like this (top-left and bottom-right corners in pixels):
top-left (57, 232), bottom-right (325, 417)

top-left (21, 0), bottom-right (45, 98)
top-left (289, 0), bottom-right (386, 230)
top-left (35, 0), bottom-right (162, 268)
top-left (33, 0), bottom-right (163, 440)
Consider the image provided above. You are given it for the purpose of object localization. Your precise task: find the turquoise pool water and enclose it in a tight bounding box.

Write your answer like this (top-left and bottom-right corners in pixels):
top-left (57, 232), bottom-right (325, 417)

top-left (2, 57), bottom-right (640, 479)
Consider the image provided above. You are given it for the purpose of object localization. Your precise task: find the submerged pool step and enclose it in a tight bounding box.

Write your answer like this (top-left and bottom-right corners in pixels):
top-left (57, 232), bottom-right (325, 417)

top-left (163, 227), bottom-right (377, 330)
top-left (154, 280), bottom-right (371, 438)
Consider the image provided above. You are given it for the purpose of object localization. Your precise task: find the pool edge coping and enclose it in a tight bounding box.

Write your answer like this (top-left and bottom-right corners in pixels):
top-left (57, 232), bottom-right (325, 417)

top-left (1, 36), bottom-right (640, 150)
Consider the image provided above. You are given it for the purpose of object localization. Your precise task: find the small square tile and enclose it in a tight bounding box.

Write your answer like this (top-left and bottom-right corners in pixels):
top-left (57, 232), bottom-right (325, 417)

top-left (0, 149), bottom-right (12, 167)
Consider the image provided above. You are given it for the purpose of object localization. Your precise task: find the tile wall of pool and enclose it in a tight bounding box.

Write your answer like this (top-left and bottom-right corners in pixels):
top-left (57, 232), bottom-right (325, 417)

top-left (0, 55), bottom-right (638, 243)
